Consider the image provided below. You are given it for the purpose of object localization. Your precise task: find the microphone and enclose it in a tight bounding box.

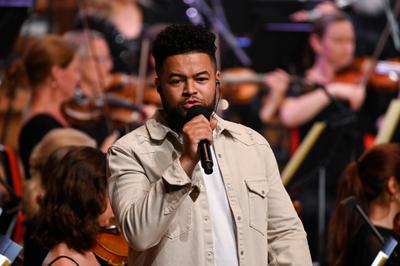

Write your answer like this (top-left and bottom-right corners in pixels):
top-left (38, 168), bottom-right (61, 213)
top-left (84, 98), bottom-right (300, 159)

top-left (185, 105), bottom-right (213, 175)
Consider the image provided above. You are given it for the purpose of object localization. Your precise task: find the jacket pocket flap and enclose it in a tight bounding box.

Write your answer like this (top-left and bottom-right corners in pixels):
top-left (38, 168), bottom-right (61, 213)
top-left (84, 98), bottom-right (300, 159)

top-left (245, 179), bottom-right (268, 198)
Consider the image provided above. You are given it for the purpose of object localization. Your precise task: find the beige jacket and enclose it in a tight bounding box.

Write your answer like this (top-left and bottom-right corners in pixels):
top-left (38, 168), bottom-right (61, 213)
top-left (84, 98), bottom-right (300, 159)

top-left (107, 112), bottom-right (312, 266)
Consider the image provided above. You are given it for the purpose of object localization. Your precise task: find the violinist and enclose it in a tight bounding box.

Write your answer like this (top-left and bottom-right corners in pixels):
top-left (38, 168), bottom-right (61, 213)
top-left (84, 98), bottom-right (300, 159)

top-left (63, 30), bottom-right (113, 99)
top-left (328, 143), bottom-right (400, 266)
top-left (63, 30), bottom-right (119, 150)
top-left (280, 12), bottom-right (365, 260)
top-left (14, 35), bottom-right (81, 179)
top-left (34, 146), bottom-right (113, 266)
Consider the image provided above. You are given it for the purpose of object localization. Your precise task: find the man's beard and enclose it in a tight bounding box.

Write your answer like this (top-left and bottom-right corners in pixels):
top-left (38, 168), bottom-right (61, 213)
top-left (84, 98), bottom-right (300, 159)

top-left (159, 92), bottom-right (216, 132)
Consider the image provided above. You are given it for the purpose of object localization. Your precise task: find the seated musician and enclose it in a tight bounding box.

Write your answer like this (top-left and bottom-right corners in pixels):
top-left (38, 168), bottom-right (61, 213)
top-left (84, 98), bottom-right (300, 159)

top-left (63, 30), bottom-right (120, 151)
top-left (23, 129), bottom-right (97, 266)
top-left (34, 146), bottom-right (113, 266)
top-left (329, 143), bottom-right (400, 266)
top-left (12, 35), bottom-right (81, 179)
top-left (279, 12), bottom-right (366, 260)
top-left (64, 30), bottom-right (158, 144)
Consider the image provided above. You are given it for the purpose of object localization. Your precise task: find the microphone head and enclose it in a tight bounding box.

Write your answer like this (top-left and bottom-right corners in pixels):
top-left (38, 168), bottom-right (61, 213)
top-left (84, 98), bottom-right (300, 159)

top-left (186, 105), bottom-right (212, 122)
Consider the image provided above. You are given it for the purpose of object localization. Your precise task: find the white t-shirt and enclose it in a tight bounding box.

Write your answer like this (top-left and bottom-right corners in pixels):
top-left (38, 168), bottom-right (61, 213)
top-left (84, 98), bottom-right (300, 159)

top-left (200, 145), bottom-right (238, 266)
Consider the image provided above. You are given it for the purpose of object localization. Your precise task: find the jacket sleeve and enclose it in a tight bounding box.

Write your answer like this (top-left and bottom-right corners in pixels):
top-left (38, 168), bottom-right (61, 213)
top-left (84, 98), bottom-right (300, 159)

top-left (264, 146), bottom-right (313, 266)
top-left (107, 140), bottom-right (198, 251)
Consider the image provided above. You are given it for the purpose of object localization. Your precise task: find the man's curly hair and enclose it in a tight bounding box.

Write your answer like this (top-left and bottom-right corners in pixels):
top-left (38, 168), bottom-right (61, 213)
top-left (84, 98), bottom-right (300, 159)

top-left (152, 24), bottom-right (217, 74)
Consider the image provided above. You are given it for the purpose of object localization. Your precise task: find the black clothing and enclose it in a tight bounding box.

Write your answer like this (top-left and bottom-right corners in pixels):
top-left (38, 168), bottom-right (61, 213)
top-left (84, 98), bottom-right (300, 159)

top-left (286, 86), bottom-right (364, 260)
top-left (18, 114), bottom-right (63, 179)
top-left (23, 219), bottom-right (49, 266)
top-left (65, 91), bottom-right (111, 147)
top-left (48, 256), bottom-right (79, 266)
top-left (345, 224), bottom-right (400, 266)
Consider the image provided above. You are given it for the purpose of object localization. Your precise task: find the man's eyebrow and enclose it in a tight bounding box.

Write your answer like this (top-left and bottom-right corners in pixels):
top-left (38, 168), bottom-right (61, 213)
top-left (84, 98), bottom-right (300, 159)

top-left (193, 71), bottom-right (210, 77)
top-left (168, 72), bottom-right (185, 78)
top-left (167, 71), bottom-right (210, 79)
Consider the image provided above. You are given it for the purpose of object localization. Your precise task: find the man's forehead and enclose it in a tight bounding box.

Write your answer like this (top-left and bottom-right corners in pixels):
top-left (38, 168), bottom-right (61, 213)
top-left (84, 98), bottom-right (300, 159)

top-left (161, 53), bottom-right (216, 75)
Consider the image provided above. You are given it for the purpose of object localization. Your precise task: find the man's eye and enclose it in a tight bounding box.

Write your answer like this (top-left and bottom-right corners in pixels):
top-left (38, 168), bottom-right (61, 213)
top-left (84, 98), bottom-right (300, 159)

top-left (170, 80), bottom-right (182, 85)
top-left (197, 77), bottom-right (209, 83)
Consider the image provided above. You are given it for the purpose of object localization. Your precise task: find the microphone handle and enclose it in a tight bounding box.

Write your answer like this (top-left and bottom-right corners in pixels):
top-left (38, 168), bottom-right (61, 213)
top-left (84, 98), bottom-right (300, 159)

top-left (199, 140), bottom-right (213, 174)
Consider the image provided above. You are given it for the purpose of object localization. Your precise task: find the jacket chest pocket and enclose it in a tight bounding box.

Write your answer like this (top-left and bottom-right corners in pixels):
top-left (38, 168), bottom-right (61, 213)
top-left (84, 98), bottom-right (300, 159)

top-left (165, 198), bottom-right (192, 239)
top-left (245, 179), bottom-right (268, 235)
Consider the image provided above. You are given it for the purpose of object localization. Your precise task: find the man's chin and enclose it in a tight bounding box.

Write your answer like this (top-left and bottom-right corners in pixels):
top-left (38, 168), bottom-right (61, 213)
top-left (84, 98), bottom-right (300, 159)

top-left (164, 108), bottom-right (186, 131)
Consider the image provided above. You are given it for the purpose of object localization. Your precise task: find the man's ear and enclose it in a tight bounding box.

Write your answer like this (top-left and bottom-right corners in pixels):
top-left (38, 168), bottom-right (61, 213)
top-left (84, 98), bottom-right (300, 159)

top-left (216, 71), bottom-right (221, 83)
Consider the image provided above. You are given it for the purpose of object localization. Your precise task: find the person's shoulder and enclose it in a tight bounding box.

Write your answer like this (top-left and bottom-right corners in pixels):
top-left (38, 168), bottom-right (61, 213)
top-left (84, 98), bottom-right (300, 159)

top-left (218, 117), bottom-right (269, 146)
top-left (19, 114), bottom-right (62, 141)
top-left (112, 123), bottom-right (148, 149)
top-left (25, 114), bottom-right (62, 127)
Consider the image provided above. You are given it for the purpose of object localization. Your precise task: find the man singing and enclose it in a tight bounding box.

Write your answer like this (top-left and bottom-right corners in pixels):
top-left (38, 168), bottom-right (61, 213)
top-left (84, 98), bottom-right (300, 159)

top-left (107, 24), bottom-right (311, 266)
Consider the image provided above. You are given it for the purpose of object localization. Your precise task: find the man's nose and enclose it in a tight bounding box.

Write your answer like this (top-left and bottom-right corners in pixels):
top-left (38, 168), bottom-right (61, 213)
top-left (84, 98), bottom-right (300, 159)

top-left (183, 80), bottom-right (197, 95)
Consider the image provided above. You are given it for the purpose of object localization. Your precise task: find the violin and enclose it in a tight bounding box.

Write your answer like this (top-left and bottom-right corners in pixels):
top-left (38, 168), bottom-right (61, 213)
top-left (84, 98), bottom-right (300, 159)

top-left (106, 74), bottom-right (161, 107)
top-left (335, 57), bottom-right (400, 91)
top-left (220, 67), bottom-right (263, 105)
top-left (61, 73), bottom-right (162, 132)
top-left (94, 225), bottom-right (129, 266)
top-left (220, 57), bottom-right (400, 106)
top-left (220, 67), bottom-right (316, 105)
top-left (60, 90), bottom-right (146, 132)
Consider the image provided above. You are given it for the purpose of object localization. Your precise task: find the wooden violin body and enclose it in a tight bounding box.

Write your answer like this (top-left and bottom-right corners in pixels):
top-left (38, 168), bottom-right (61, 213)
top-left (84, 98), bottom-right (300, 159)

top-left (61, 73), bottom-right (162, 131)
top-left (94, 229), bottom-right (129, 266)
top-left (336, 57), bottom-right (400, 91)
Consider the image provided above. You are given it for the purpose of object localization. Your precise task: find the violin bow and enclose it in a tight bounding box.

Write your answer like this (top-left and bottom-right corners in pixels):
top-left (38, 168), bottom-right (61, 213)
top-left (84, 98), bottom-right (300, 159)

top-left (359, 0), bottom-right (400, 88)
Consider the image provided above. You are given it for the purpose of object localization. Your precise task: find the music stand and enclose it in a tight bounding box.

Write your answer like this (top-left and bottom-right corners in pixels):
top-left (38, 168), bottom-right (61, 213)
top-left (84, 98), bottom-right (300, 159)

top-left (375, 99), bottom-right (400, 144)
top-left (283, 105), bottom-right (358, 263)
top-left (0, 234), bottom-right (22, 265)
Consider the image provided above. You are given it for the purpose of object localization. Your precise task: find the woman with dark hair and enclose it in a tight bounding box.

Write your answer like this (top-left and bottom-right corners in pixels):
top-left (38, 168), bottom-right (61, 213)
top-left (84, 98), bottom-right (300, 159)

top-left (34, 146), bottom-right (112, 266)
top-left (15, 35), bottom-right (81, 179)
top-left (328, 143), bottom-right (400, 266)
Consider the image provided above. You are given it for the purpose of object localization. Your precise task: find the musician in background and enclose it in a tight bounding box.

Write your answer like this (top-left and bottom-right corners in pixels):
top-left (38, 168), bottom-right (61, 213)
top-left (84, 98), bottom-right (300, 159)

top-left (328, 143), bottom-right (400, 266)
top-left (290, 0), bottom-right (398, 59)
top-left (63, 30), bottom-right (119, 150)
top-left (280, 12), bottom-right (365, 260)
top-left (13, 35), bottom-right (80, 179)
top-left (63, 30), bottom-right (113, 99)
top-left (74, 0), bottom-right (147, 74)
top-left (35, 146), bottom-right (113, 266)
top-left (23, 128), bottom-right (97, 266)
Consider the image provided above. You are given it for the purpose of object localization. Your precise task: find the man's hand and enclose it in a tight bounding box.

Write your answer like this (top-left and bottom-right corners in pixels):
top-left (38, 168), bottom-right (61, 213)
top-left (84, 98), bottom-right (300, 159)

top-left (179, 115), bottom-right (217, 177)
